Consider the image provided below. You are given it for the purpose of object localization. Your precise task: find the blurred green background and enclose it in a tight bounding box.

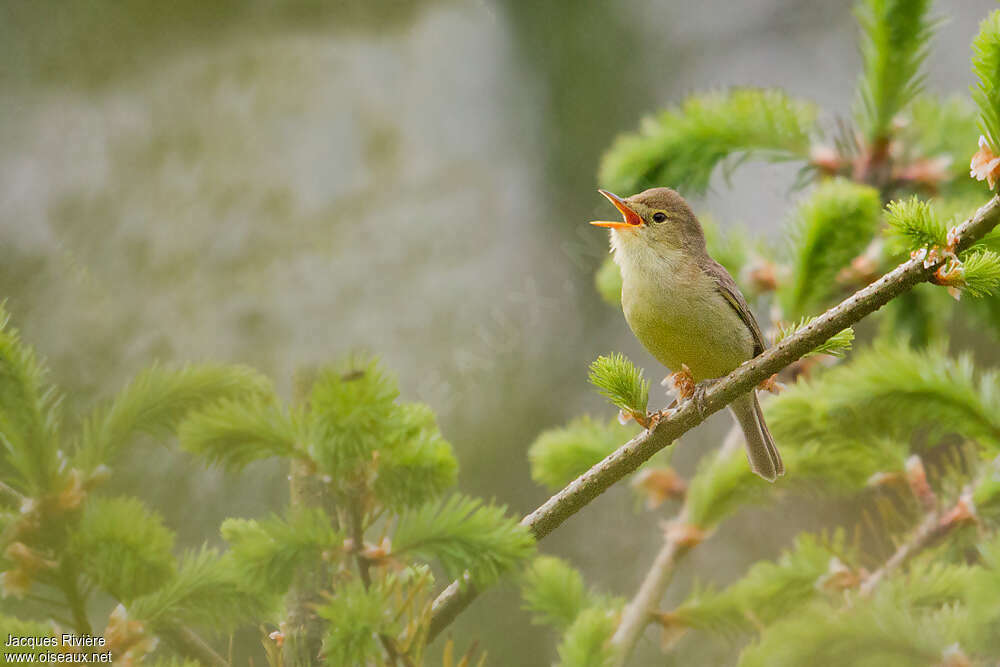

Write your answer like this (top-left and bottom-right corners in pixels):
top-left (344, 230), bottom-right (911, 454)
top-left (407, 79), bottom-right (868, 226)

top-left (0, 1), bottom-right (994, 663)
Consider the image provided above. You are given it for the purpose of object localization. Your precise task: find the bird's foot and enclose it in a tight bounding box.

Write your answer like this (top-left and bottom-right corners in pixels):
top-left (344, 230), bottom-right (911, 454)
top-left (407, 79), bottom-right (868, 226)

top-left (662, 364), bottom-right (697, 401)
top-left (643, 408), bottom-right (676, 430)
top-left (663, 366), bottom-right (716, 419)
top-left (757, 374), bottom-right (784, 395)
top-left (691, 378), bottom-right (719, 419)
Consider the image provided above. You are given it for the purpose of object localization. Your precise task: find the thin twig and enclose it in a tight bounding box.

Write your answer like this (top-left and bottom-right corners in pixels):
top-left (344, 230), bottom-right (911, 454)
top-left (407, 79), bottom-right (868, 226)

top-left (425, 195), bottom-right (1000, 642)
top-left (859, 484), bottom-right (976, 596)
top-left (609, 427), bottom-right (742, 666)
top-left (349, 499), bottom-right (411, 667)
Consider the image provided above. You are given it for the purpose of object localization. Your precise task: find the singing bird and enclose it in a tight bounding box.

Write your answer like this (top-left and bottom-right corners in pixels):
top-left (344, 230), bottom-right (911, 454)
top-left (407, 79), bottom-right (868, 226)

top-left (591, 187), bottom-right (784, 481)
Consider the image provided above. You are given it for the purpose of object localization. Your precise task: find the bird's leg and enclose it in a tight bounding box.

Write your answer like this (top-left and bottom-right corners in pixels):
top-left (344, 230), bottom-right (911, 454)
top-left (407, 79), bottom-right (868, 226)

top-left (637, 410), bottom-right (661, 430)
top-left (663, 365), bottom-right (718, 420)
top-left (690, 378), bottom-right (719, 420)
top-left (661, 364), bottom-right (697, 401)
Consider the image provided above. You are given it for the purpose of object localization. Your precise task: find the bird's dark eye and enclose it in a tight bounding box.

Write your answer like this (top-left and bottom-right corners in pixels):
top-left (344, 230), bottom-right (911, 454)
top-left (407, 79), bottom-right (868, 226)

top-left (652, 212), bottom-right (667, 223)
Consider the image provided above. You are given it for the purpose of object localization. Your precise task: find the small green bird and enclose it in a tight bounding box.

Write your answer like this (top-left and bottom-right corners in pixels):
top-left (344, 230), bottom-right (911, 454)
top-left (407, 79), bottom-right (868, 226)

top-left (591, 187), bottom-right (784, 482)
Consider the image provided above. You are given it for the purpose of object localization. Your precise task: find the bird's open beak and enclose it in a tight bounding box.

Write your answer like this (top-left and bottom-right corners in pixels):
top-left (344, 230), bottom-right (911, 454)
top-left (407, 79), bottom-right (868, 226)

top-left (589, 190), bottom-right (643, 229)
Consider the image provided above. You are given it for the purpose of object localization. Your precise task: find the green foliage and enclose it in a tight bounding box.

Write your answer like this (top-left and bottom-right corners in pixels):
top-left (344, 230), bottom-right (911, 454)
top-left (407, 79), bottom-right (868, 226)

top-left (0, 303), bottom-right (61, 494)
top-left (976, 530), bottom-right (1000, 569)
top-left (317, 577), bottom-right (398, 667)
top-left (902, 96), bottom-right (981, 196)
top-left (686, 425), bottom-right (905, 531)
top-left (529, 416), bottom-right (638, 490)
top-left (974, 456), bottom-right (1000, 522)
top-left (306, 358), bottom-right (454, 495)
top-left (765, 342), bottom-right (1000, 449)
top-left (853, 0), bottom-right (935, 142)
top-left (884, 195), bottom-right (947, 253)
top-left (674, 533), bottom-right (844, 636)
top-left (178, 396), bottom-right (299, 469)
top-left (76, 362), bottom-right (272, 470)
top-left (307, 359), bottom-right (400, 469)
top-left (599, 89), bottom-right (817, 195)
top-left (588, 353), bottom-right (649, 417)
top-left (879, 560), bottom-right (979, 610)
top-left (0, 615), bottom-right (57, 656)
top-left (879, 284), bottom-right (953, 347)
top-left (685, 441), bottom-right (774, 529)
top-left (594, 256), bottom-right (622, 307)
top-left (69, 496), bottom-right (176, 602)
top-left (961, 248), bottom-right (1000, 297)
top-left (222, 509), bottom-right (340, 596)
top-left (972, 10), bottom-right (1000, 153)
top-left (129, 547), bottom-right (266, 633)
top-left (779, 179), bottom-right (882, 317)
top-left (773, 318), bottom-right (854, 358)
top-left (782, 436), bottom-right (906, 493)
top-left (372, 402), bottom-right (457, 511)
top-left (521, 556), bottom-right (591, 630)
top-left (555, 606), bottom-right (619, 667)
top-left (739, 597), bottom-right (964, 667)
top-left (963, 287), bottom-right (1000, 342)
top-left (393, 494), bottom-right (534, 588)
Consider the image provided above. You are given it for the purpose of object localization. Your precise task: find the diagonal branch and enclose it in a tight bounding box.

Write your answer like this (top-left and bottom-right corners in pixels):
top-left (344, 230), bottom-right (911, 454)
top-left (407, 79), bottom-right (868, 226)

top-left (426, 194), bottom-right (1000, 642)
top-left (859, 483), bottom-right (977, 597)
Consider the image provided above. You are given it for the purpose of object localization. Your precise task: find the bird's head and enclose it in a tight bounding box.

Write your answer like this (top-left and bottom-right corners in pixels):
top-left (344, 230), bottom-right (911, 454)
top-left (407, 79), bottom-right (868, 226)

top-left (590, 187), bottom-right (706, 255)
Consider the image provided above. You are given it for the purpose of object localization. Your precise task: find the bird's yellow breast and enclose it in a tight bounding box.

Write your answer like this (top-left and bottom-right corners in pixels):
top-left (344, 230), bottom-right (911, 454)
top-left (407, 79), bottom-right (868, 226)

top-left (614, 240), bottom-right (754, 382)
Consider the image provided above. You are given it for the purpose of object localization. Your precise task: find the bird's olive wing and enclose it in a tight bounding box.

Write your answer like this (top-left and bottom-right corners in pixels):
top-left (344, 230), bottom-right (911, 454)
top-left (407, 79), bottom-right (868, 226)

top-left (703, 260), bottom-right (766, 356)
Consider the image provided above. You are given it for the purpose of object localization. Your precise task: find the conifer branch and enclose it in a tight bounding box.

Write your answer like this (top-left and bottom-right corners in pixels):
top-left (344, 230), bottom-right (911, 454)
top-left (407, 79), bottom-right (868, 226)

top-left (426, 195), bottom-right (1000, 642)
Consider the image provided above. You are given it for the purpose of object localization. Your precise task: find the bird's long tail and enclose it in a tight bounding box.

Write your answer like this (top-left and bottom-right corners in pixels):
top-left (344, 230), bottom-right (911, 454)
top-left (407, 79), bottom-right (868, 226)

top-left (729, 392), bottom-right (784, 482)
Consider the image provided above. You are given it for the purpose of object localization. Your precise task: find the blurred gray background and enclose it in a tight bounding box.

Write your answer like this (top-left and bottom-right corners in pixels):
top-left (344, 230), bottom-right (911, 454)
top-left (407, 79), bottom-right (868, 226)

top-left (0, 0), bottom-right (993, 663)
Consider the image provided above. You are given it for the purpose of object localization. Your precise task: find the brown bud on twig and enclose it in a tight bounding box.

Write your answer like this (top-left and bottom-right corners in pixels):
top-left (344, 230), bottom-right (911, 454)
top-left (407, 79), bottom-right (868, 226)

top-left (361, 536), bottom-right (392, 564)
top-left (5, 541), bottom-right (56, 572)
top-left (939, 643), bottom-right (972, 667)
top-left (663, 521), bottom-right (706, 549)
top-left (938, 491), bottom-right (976, 530)
top-left (809, 144), bottom-right (845, 175)
top-left (56, 469), bottom-right (86, 511)
top-left (971, 136), bottom-right (1000, 190)
top-left (815, 556), bottom-right (863, 593)
top-left (836, 239), bottom-right (884, 287)
top-left (946, 227), bottom-right (961, 253)
top-left (632, 468), bottom-right (687, 509)
top-left (651, 610), bottom-right (689, 652)
top-left (894, 155), bottom-right (952, 192)
top-left (104, 604), bottom-right (157, 664)
top-left (866, 470), bottom-right (903, 488)
top-left (743, 259), bottom-right (780, 293)
top-left (0, 569), bottom-right (33, 598)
